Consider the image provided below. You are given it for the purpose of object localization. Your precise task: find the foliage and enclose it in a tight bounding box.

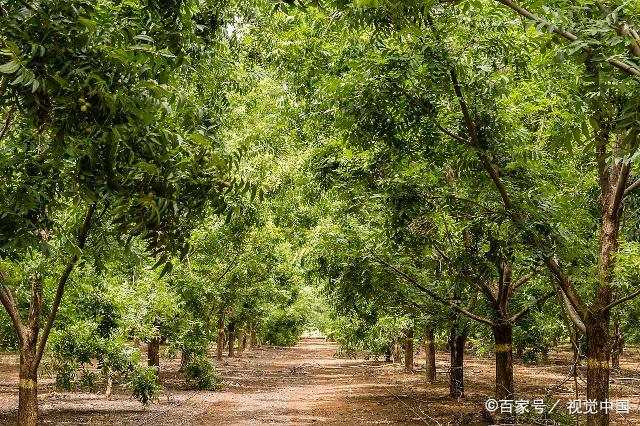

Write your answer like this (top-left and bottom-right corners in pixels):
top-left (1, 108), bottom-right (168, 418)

top-left (183, 356), bottom-right (223, 391)
top-left (124, 366), bottom-right (162, 405)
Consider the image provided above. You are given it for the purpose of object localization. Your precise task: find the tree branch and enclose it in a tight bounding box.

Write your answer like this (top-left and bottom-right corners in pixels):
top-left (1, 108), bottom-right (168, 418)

top-left (0, 285), bottom-right (26, 344)
top-left (601, 288), bottom-right (640, 312)
top-left (623, 177), bottom-right (640, 198)
top-left (370, 252), bottom-right (495, 327)
top-left (448, 67), bottom-right (515, 211)
top-left (553, 280), bottom-right (586, 334)
top-left (0, 107), bottom-right (14, 143)
top-left (611, 163), bottom-right (631, 215)
top-left (494, 0), bottom-right (640, 77)
top-left (27, 274), bottom-right (42, 337)
top-left (35, 203), bottom-right (96, 367)
top-left (509, 291), bottom-right (554, 323)
top-left (403, 93), bottom-right (470, 144)
top-left (595, 1), bottom-right (640, 57)
top-left (0, 76), bottom-right (7, 99)
top-left (545, 256), bottom-right (588, 318)
top-left (18, 1), bottom-right (35, 11)
top-left (512, 269), bottom-right (538, 291)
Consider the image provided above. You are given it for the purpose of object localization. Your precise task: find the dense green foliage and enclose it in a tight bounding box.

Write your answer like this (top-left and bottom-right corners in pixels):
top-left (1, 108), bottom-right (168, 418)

top-left (1, 1), bottom-right (640, 425)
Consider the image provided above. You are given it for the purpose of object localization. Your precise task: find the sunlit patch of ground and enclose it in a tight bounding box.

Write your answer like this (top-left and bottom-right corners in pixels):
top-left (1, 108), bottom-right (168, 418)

top-left (0, 339), bottom-right (639, 425)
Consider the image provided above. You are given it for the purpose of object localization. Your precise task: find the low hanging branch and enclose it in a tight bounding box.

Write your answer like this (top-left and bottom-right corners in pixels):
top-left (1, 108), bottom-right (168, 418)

top-left (370, 252), bottom-right (495, 327)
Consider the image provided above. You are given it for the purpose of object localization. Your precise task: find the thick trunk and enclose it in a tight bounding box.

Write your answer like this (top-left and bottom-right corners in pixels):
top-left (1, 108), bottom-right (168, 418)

top-left (492, 322), bottom-right (514, 401)
top-left (18, 343), bottom-right (38, 426)
top-left (449, 323), bottom-right (467, 399)
top-left (147, 338), bottom-right (160, 368)
top-left (424, 325), bottom-right (436, 382)
top-left (585, 313), bottom-right (610, 426)
top-left (585, 131), bottom-right (626, 426)
top-left (404, 328), bottom-right (413, 372)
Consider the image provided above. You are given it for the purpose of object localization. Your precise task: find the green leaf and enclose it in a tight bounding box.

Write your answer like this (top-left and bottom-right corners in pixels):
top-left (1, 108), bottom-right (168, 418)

top-left (0, 61), bottom-right (20, 74)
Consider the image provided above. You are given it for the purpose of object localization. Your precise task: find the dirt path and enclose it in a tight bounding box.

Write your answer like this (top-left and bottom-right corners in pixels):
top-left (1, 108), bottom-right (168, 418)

top-left (1, 337), bottom-right (640, 425)
top-left (189, 338), bottom-right (432, 425)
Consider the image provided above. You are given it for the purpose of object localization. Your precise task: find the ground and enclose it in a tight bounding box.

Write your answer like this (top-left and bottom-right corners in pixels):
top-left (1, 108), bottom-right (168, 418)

top-left (0, 338), bottom-right (639, 425)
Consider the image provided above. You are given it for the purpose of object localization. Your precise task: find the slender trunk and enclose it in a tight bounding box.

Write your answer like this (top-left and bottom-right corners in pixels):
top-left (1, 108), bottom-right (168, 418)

top-left (492, 322), bottom-right (514, 401)
top-left (18, 342), bottom-right (38, 426)
top-left (404, 328), bottom-right (413, 372)
top-left (424, 325), bottom-right (436, 382)
top-left (105, 371), bottom-right (113, 401)
top-left (216, 308), bottom-right (225, 361)
top-left (393, 338), bottom-right (401, 363)
top-left (449, 322), bottom-right (467, 399)
top-left (228, 322), bottom-right (235, 358)
top-left (237, 330), bottom-right (245, 354)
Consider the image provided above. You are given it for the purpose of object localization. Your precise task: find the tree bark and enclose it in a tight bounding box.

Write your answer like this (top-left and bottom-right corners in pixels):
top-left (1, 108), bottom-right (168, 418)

top-left (611, 312), bottom-right (622, 370)
top-left (18, 337), bottom-right (38, 426)
top-left (404, 328), bottom-right (413, 372)
top-left (585, 312), bottom-right (610, 426)
top-left (424, 325), bottom-right (436, 382)
top-left (228, 322), bottom-right (235, 358)
top-left (147, 337), bottom-right (160, 369)
top-left (449, 322), bottom-right (467, 399)
top-left (147, 318), bottom-right (161, 370)
top-left (248, 328), bottom-right (257, 350)
top-left (237, 330), bottom-right (245, 354)
top-left (493, 322), bottom-right (514, 401)
top-left (393, 338), bottom-right (401, 363)
top-left (216, 308), bottom-right (225, 361)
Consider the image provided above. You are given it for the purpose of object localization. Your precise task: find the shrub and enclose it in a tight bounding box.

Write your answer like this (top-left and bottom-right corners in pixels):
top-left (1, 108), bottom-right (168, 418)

top-left (183, 356), bottom-right (223, 390)
top-left (124, 366), bottom-right (162, 405)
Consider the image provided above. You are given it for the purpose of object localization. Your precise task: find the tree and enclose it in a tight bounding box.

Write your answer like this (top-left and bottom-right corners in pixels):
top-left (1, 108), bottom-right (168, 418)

top-left (0, 1), bottom-right (244, 423)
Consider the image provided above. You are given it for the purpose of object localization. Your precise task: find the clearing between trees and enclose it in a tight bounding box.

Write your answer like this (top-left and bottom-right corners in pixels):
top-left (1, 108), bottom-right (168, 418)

top-left (0, 338), bottom-right (639, 425)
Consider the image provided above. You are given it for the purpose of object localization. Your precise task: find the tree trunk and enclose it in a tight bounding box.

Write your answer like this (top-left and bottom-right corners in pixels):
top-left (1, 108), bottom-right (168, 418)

top-left (585, 313), bottom-right (610, 426)
top-left (393, 338), bottom-right (401, 363)
top-left (18, 343), bottom-right (38, 426)
top-left (449, 322), bottom-right (467, 399)
top-left (611, 312), bottom-right (621, 370)
top-left (404, 328), bottom-right (413, 372)
top-left (424, 325), bottom-right (436, 382)
top-left (493, 322), bottom-right (514, 401)
top-left (248, 328), bottom-right (257, 350)
top-left (216, 308), bottom-right (225, 361)
top-left (237, 330), bottom-right (245, 354)
top-left (228, 322), bottom-right (235, 358)
top-left (147, 318), bottom-right (161, 369)
top-left (105, 372), bottom-right (113, 401)
top-left (147, 337), bottom-right (160, 368)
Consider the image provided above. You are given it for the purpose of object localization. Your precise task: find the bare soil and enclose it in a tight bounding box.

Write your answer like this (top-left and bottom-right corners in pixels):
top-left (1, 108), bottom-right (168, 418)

top-left (0, 338), bottom-right (639, 425)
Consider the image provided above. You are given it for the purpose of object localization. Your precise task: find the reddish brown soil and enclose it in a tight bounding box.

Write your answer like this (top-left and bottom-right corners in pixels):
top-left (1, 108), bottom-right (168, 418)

top-left (0, 338), bottom-right (639, 425)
